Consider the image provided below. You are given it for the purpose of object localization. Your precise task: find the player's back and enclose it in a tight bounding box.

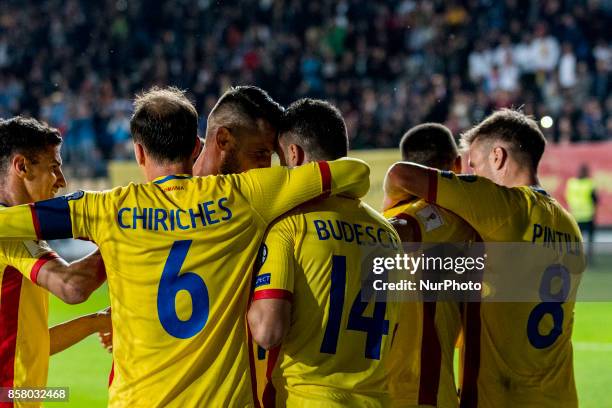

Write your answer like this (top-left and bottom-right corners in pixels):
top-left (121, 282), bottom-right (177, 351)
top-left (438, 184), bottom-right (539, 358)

top-left (468, 187), bottom-right (583, 408)
top-left (90, 175), bottom-right (270, 407)
top-left (255, 196), bottom-right (401, 407)
top-left (384, 199), bottom-right (478, 408)
top-left (430, 172), bottom-right (585, 408)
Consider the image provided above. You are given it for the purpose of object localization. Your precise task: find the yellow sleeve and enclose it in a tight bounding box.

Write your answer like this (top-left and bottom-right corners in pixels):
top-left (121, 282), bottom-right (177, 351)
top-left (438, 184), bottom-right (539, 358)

top-left (0, 205), bottom-right (39, 240)
top-left (0, 240), bottom-right (59, 284)
top-left (429, 171), bottom-right (524, 240)
top-left (233, 158), bottom-right (370, 224)
top-left (0, 190), bottom-right (104, 242)
top-left (66, 191), bottom-right (108, 242)
top-left (252, 217), bottom-right (296, 302)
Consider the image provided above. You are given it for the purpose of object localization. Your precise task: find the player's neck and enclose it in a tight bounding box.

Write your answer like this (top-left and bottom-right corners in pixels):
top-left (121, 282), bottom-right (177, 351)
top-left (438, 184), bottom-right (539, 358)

top-left (143, 162), bottom-right (193, 182)
top-left (504, 171), bottom-right (540, 188)
top-left (0, 181), bottom-right (30, 206)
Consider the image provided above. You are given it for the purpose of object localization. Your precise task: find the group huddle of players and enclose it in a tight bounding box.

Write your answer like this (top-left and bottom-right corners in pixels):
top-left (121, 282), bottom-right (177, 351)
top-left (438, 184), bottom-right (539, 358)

top-left (0, 85), bottom-right (585, 408)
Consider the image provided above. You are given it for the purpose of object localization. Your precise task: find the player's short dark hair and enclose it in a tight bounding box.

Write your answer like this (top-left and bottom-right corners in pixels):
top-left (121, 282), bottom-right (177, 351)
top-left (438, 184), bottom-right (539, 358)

top-left (0, 116), bottom-right (62, 174)
top-left (399, 123), bottom-right (458, 170)
top-left (130, 86), bottom-right (198, 163)
top-left (279, 98), bottom-right (348, 161)
top-left (209, 85), bottom-right (284, 132)
top-left (461, 108), bottom-right (546, 169)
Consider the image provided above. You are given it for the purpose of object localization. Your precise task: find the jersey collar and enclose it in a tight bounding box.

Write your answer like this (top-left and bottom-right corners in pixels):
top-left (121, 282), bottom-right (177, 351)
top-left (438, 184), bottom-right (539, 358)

top-left (153, 174), bottom-right (193, 185)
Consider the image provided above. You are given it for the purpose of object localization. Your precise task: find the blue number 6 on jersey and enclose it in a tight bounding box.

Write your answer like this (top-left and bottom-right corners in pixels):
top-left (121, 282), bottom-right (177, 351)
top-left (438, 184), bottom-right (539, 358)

top-left (157, 240), bottom-right (209, 339)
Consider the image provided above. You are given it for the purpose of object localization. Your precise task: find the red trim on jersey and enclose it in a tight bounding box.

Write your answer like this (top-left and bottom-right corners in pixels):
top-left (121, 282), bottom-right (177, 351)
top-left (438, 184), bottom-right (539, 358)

top-left (418, 301), bottom-right (441, 405)
top-left (0, 266), bottom-right (23, 399)
top-left (262, 346), bottom-right (280, 408)
top-left (247, 330), bottom-right (261, 408)
top-left (252, 289), bottom-right (293, 302)
top-left (108, 361), bottom-right (115, 387)
top-left (318, 161), bottom-right (332, 199)
top-left (30, 252), bottom-right (60, 284)
top-left (29, 203), bottom-right (42, 240)
top-left (427, 169), bottom-right (438, 203)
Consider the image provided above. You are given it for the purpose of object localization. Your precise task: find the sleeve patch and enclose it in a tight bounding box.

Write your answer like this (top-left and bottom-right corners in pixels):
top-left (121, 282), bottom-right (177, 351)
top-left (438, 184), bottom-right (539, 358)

top-left (254, 244), bottom-right (268, 273)
top-left (416, 205), bottom-right (445, 232)
top-left (254, 273), bottom-right (271, 288)
top-left (65, 190), bottom-right (85, 201)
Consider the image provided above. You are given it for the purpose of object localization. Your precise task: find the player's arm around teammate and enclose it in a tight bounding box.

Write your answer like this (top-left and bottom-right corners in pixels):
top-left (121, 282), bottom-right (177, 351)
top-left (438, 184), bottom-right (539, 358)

top-left (35, 249), bottom-right (106, 304)
top-left (247, 219), bottom-right (294, 350)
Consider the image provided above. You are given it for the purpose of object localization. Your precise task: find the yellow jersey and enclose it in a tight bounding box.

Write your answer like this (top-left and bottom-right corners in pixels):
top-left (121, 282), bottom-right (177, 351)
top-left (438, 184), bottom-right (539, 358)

top-left (252, 196), bottom-right (401, 407)
top-left (0, 159), bottom-right (370, 408)
top-left (0, 209), bottom-right (58, 408)
top-left (426, 171), bottom-right (585, 408)
top-left (384, 198), bottom-right (478, 408)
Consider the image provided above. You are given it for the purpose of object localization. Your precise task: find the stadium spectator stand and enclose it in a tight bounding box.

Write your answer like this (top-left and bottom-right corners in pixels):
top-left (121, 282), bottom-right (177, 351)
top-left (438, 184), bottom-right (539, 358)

top-left (0, 0), bottom-right (610, 177)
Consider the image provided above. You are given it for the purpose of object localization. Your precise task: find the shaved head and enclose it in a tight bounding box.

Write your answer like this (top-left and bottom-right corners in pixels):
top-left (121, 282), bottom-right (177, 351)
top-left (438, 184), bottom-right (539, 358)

top-left (194, 86), bottom-right (283, 176)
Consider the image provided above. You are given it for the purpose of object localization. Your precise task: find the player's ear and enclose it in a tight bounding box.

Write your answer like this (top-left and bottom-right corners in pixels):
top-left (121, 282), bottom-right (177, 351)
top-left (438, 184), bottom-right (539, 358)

top-left (491, 146), bottom-right (507, 170)
top-left (289, 144), bottom-right (305, 167)
top-left (190, 137), bottom-right (202, 162)
top-left (134, 143), bottom-right (146, 167)
top-left (12, 154), bottom-right (28, 179)
top-left (216, 127), bottom-right (233, 152)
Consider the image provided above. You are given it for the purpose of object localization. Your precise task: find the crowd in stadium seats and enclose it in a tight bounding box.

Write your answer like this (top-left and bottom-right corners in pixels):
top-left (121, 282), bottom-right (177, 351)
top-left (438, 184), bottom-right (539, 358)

top-left (0, 0), bottom-right (610, 176)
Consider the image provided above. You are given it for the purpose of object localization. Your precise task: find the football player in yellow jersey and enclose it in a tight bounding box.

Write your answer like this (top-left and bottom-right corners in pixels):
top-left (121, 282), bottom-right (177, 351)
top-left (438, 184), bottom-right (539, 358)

top-left (383, 109), bottom-right (585, 408)
top-left (0, 116), bottom-right (111, 407)
top-left (383, 123), bottom-right (479, 408)
top-left (248, 98), bottom-right (401, 407)
top-left (193, 85), bottom-right (281, 176)
top-left (190, 86), bottom-right (284, 405)
top-left (0, 88), bottom-right (371, 408)
top-left (93, 85), bottom-right (285, 395)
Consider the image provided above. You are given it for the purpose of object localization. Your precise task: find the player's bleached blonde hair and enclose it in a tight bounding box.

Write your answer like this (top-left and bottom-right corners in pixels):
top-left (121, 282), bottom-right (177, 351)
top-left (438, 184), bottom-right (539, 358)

top-left (460, 108), bottom-right (546, 169)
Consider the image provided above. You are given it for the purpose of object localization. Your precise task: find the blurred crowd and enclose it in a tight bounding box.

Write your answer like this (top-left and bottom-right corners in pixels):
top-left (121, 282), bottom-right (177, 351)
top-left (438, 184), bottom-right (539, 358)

top-left (0, 0), bottom-right (610, 176)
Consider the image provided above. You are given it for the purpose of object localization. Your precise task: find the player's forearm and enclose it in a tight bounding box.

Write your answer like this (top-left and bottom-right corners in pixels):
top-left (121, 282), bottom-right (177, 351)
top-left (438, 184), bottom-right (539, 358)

top-left (49, 313), bottom-right (102, 355)
top-left (383, 162), bottom-right (435, 209)
top-left (67, 250), bottom-right (106, 294)
top-left (38, 251), bottom-right (105, 304)
top-left (327, 157), bottom-right (370, 198)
